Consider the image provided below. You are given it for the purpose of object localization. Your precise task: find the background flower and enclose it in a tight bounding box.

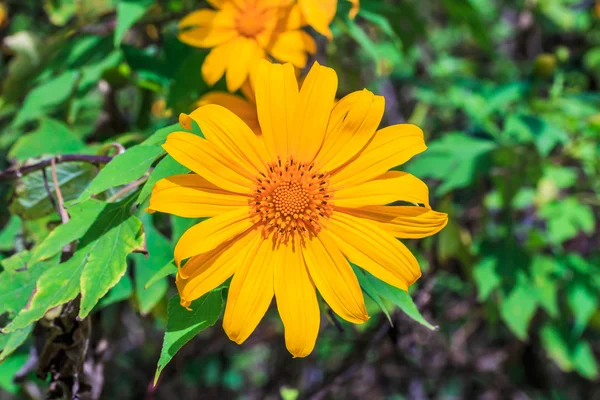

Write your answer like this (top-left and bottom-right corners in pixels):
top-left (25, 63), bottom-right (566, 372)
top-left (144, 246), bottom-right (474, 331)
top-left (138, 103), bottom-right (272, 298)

top-left (179, 0), bottom-right (316, 91)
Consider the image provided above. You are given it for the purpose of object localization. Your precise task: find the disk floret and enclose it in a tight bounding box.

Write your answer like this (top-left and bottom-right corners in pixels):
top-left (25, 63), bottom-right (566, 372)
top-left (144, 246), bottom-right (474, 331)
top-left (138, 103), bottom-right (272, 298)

top-left (251, 157), bottom-right (333, 242)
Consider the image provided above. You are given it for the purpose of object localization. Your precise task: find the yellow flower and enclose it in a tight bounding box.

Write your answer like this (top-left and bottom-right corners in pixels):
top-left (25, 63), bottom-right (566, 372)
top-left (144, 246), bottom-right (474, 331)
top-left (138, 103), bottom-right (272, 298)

top-left (179, 0), bottom-right (316, 92)
top-left (195, 81), bottom-right (260, 134)
top-left (148, 60), bottom-right (447, 357)
top-left (299, 0), bottom-right (359, 39)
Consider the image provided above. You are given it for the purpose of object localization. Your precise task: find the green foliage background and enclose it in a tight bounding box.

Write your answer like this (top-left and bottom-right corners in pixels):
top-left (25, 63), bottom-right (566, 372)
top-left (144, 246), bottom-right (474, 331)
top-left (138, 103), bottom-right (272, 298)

top-left (0, 0), bottom-right (599, 398)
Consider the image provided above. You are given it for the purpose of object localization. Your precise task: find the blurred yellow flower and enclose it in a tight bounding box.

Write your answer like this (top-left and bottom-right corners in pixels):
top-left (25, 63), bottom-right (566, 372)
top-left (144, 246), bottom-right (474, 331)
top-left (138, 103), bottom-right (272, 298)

top-left (179, 0), bottom-right (316, 92)
top-left (148, 60), bottom-right (447, 357)
top-left (299, 0), bottom-right (359, 39)
top-left (0, 3), bottom-right (7, 28)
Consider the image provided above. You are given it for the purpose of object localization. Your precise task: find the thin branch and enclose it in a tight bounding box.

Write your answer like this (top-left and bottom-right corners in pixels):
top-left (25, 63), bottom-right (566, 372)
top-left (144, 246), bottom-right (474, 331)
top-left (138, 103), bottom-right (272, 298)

top-left (0, 154), bottom-right (113, 181)
top-left (41, 168), bottom-right (59, 215)
top-left (51, 157), bottom-right (70, 224)
top-left (105, 175), bottom-right (148, 203)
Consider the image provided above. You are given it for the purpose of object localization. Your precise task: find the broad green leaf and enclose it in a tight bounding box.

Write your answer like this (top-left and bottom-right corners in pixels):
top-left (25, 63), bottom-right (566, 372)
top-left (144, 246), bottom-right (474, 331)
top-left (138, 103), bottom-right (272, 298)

top-left (133, 215), bottom-right (170, 315)
top-left (0, 215), bottom-right (21, 251)
top-left (171, 216), bottom-right (201, 245)
top-left (155, 291), bottom-right (224, 384)
top-left (137, 155), bottom-right (189, 205)
top-left (9, 119), bottom-right (85, 161)
top-left (364, 270), bottom-right (436, 330)
top-left (13, 70), bottom-right (80, 126)
top-left (352, 264), bottom-right (392, 325)
top-left (0, 251), bottom-right (56, 324)
top-left (499, 274), bottom-right (539, 340)
top-left (539, 197), bottom-right (595, 244)
top-left (572, 341), bottom-right (599, 379)
top-left (0, 353), bottom-right (28, 394)
top-left (114, 0), bottom-right (153, 46)
top-left (3, 198), bottom-right (144, 331)
top-left (0, 324), bottom-right (33, 362)
top-left (405, 132), bottom-right (496, 195)
top-left (98, 274), bottom-right (133, 309)
top-left (540, 323), bottom-right (599, 379)
top-left (144, 260), bottom-right (176, 289)
top-left (473, 257), bottom-right (501, 301)
top-left (530, 256), bottom-right (559, 318)
top-left (540, 323), bottom-right (572, 371)
top-left (73, 145), bottom-right (165, 205)
top-left (566, 282), bottom-right (598, 335)
top-left (9, 162), bottom-right (97, 220)
top-left (30, 200), bottom-right (107, 262)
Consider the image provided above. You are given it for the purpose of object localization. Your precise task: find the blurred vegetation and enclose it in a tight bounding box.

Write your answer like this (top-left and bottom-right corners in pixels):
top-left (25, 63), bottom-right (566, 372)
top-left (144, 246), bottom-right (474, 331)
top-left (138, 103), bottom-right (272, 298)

top-left (0, 0), bottom-right (599, 399)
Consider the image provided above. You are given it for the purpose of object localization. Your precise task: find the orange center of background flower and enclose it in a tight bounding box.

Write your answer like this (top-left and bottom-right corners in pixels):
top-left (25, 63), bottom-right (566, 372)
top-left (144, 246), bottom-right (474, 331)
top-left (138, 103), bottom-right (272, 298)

top-left (251, 157), bottom-right (333, 242)
top-left (236, 5), bottom-right (266, 37)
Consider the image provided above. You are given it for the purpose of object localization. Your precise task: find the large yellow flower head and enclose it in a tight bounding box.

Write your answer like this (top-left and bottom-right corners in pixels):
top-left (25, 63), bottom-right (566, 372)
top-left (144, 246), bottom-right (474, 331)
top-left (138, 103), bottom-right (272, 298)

top-left (148, 60), bottom-right (447, 357)
top-left (179, 0), bottom-right (316, 92)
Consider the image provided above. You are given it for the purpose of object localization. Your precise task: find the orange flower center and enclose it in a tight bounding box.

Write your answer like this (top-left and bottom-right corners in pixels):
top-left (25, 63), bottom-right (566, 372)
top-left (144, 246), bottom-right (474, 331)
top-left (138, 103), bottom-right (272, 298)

top-left (251, 157), bottom-right (333, 242)
top-left (236, 5), bottom-right (266, 37)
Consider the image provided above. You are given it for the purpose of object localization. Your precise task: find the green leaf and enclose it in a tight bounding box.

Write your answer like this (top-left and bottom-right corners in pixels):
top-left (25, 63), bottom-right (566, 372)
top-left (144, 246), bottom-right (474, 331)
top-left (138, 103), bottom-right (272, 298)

top-left (98, 274), bottom-right (133, 309)
top-left (540, 323), bottom-right (599, 379)
top-left (0, 353), bottom-right (29, 394)
top-left (137, 155), bottom-right (190, 205)
top-left (539, 197), bottom-right (595, 244)
top-left (13, 70), bottom-right (80, 126)
top-left (0, 324), bottom-right (33, 362)
top-left (566, 282), bottom-right (598, 336)
top-left (114, 0), bottom-right (153, 46)
top-left (363, 270), bottom-right (436, 330)
top-left (133, 215), bottom-right (170, 315)
top-left (0, 215), bottom-right (21, 251)
top-left (499, 274), bottom-right (539, 340)
top-left (3, 198), bottom-right (144, 331)
top-left (9, 119), bottom-right (86, 161)
top-left (30, 200), bottom-right (107, 262)
top-left (473, 257), bottom-right (501, 301)
top-left (73, 145), bottom-right (165, 205)
top-left (404, 132), bottom-right (496, 195)
top-left (0, 251), bottom-right (56, 325)
top-left (572, 341), bottom-right (599, 379)
top-left (351, 264), bottom-right (392, 325)
top-left (145, 260), bottom-right (176, 290)
top-left (9, 162), bottom-right (97, 220)
top-left (155, 291), bottom-right (224, 384)
top-left (530, 256), bottom-right (559, 318)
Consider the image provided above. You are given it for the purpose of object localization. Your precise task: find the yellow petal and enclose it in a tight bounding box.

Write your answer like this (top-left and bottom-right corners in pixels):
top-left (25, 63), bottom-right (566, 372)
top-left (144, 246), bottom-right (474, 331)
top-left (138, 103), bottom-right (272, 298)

top-left (240, 79), bottom-right (256, 104)
top-left (338, 206), bottom-right (448, 238)
top-left (163, 131), bottom-right (255, 193)
top-left (274, 239), bottom-right (320, 357)
top-left (303, 233), bottom-right (369, 324)
top-left (334, 170), bottom-right (430, 208)
top-left (174, 206), bottom-right (254, 267)
top-left (254, 60), bottom-right (299, 161)
top-left (268, 30), bottom-right (316, 68)
top-left (299, 0), bottom-right (336, 39)
top-left (226, 37), bottom-right (265, 92)
top-left (330, 124), bottom-right (427, 188)
top-left (178, 9), bottom-right (237, 48)
top-left (293, 61), bottom-right (338, 162)
top-left (315, 89), bottom-right (384, 171)
top-left (223, 236), bottom-right (275, 344)
top-left (196, 92), bottom-right (260, 134)
top-left (348, 0), bottom-right (359, 19)
top-left (324, 212), bottom-right (421, 290)
top-left (176, 229), bottom-right (260, 306)
top-left (147, 174), bottom-right (248, 218)
top-left (186, 104), bottom-right (268, 175)
top-left (202, 41), bottom-right (236, 87)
